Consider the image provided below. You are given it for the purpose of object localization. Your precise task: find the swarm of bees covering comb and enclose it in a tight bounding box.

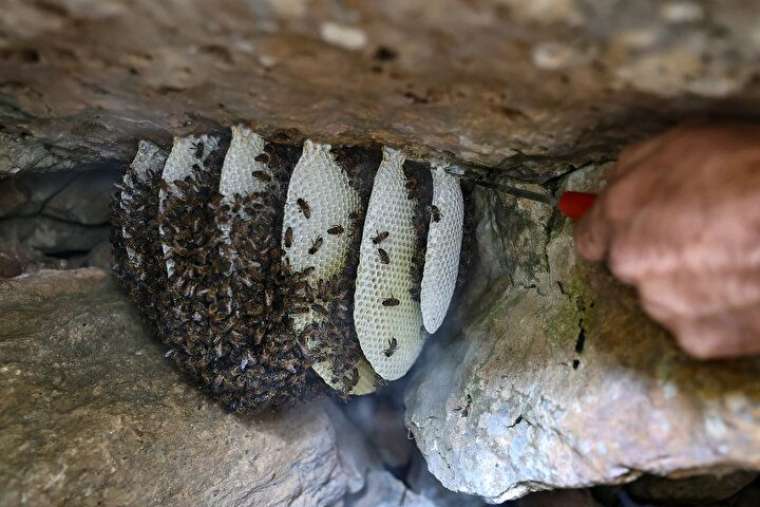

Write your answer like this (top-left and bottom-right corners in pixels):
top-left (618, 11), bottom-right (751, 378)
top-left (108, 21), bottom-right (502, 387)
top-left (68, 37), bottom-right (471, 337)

top-left (112, 125), bottom-right (469, 412)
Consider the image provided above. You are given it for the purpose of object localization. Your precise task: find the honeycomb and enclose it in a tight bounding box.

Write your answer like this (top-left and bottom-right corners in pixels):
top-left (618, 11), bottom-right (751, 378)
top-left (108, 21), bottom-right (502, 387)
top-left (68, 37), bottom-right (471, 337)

top-left (218, 126), bottom-right (271, 256)
top-left (159, 134), bottom-right (220, 277)
top-left (281, 140), bottom-right (377, 394)
top-left (114, 128), bottom-right (467, 407)
top-left (121, 140), bottom-right (166, 272)
top-left (219, 125), bottom-right (269, 201)
top-left (420, 167), bottom-right (464, 333)
top-left (354, 147), bottom-right (424, 381)
top-left (282, 140), bottom-right (360, 287)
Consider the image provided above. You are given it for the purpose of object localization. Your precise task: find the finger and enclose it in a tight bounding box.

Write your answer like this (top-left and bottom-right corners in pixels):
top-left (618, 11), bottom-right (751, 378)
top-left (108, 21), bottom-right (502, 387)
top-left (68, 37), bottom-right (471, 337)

top-left (607, 134), bottom-right (666, 183)
top-left (637, 268), bottom-right (760, 320)
top-left (607, 201), bottom-right (705, 284)
top-left (572, 131), bottom-right (670, 262)
top-left (608, 177), bottom-right (760, 282)
top-left (573, 193), bottom-right (612, 261)
top-left (670, 302), bottom-right (760, 359)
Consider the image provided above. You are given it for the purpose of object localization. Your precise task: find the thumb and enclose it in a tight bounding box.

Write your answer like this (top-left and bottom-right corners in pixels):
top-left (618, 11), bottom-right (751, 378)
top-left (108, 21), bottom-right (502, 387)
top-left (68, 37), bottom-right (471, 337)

top-left (573, 195), bottom-right (611, 262)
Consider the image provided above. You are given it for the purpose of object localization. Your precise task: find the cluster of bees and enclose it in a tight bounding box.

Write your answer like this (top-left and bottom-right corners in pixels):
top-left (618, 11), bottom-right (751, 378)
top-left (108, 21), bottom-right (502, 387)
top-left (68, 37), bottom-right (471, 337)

top-left (112, 126), bottom-right (469, 412)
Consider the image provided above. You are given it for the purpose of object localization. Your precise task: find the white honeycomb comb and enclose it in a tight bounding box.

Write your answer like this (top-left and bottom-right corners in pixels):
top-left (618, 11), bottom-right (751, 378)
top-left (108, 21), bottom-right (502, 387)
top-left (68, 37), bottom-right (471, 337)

top-left (354, 147), bottom-right (424, 381)
top-left (121, 140), bottom-right (166, 272)
top-left (281, 140), bottom-right (376, 395)
top-left (420, 166), bottom-right (464, 333)
top-left (218, 125), bottom-right (270, 252)
top-left (159, 134), bottom-right (220, 277)
top-left (219, 125), bottom-right (269, 202)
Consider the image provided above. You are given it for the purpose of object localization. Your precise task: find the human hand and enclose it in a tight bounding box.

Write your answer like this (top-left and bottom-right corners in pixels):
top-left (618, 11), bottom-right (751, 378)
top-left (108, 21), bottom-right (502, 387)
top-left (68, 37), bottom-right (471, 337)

top-left (574, 121), bottom-right (760, 359)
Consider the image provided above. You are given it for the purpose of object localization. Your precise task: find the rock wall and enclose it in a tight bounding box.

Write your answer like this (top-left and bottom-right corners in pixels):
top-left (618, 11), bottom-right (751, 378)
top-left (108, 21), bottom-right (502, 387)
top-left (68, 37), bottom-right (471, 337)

top-left (0, 167), bottom-right (117, 273)
top-left (404, 168), bottom-right (760, 502)
top-left (2, 0), bottom-right (760, 179)
top-left (0, 269), bottom-right (367, 506)
top-left (0, 268), bottom-right (486, 506)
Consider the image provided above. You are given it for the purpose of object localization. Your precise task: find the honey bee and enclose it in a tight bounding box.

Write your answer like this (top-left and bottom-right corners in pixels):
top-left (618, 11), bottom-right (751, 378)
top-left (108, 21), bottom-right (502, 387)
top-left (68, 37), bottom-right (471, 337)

top-left (310, 303), bottom-right (328, 315)
top-left (308, 236), bottom-right (323, 255)
top-left (327, 225), bottom-right (344, 235)
top-left (377, 248), bottom-right (390, 264)
top-left (382, 297), bottom-right (400, 307)
top-left (284, 227), bottom-right (293, 248)
top-left (431, 204), bottom-right (441, 223)
top-left (254, 153), bottom-right (270, 164)
top-left (297, 198), bottom-right (311, 219)
top-left (383, 337), bottom-right (398, 357)
top-left (192, 140), bottom-right (204, 159)
top-left (252, 170), bottom-right (272, 183)
top-left (372, 230), bottom-right (389, 244)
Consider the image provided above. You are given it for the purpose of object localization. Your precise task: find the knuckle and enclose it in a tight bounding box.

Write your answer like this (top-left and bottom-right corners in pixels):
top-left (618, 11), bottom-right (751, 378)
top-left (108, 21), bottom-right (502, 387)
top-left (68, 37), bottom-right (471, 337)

top-left (574, 215), bottom-right (607, 261)
top-left (607, 237), bottom-right (639, 282)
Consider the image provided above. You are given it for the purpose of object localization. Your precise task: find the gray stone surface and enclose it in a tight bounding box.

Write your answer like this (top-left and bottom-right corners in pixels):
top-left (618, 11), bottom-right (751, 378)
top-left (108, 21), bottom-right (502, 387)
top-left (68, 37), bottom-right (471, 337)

top-left (345, 396), bottom-right (413, 469)
top-left (0, 178), bottom-right (29, 218)
top-left (0, 167), bottom-right (119, 266)
top-left (0, 249), bottom-right (24, 278)
top-left (3, 171), bottom-right (78, 217)
top-left (81, 240), bottom-right (113, 270)
top-left (406, 451), bottom-right (486, 507)
top-left (405, 173), bottom-right (760, 502)
top-left (2, 1), bottom-right (760, 179)
top-left (345, 470), bottom-right (436, 507)
top-left (0, 132), bottom-right (81, 176)
top-left (0, 216), bottom-right (110, 254)
top-left (0, 268), bottom-right (369, 507)
top-left (43, 166), bottom-right (121, 224)
top-left (341, 385), bottom-right (489, 507)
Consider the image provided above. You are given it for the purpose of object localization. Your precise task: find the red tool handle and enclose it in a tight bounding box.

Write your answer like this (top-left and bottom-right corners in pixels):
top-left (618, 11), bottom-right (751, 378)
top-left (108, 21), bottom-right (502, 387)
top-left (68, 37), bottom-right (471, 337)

top-left (558, 191), bottom-right (597, 220)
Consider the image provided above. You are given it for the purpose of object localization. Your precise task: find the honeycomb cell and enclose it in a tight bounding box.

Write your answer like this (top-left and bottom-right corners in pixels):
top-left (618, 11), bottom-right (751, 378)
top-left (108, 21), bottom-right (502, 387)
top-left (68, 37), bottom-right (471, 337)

top-left (159, 134), bottom-right (221, 277)
top-left (121, 140), bottom-right (166, 272)
top-left (282, 140), bottom-right (376, 394)
top-left (219, 125), bottom-right (269, 202)
top-left (420, 166), bottom-right (464, 333)
top-left (354, 147), bottom-right (424, 381)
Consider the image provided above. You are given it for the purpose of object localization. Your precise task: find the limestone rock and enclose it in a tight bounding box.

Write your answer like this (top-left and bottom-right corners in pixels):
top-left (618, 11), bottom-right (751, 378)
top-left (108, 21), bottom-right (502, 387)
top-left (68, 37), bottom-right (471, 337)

top-left (4, 170), bottom-right (79, 217)
top-left (0, 250), bottom-right (24, 278)
top-left (346, 470), bottom-right (436, 507)
top-left (0, 216), bottom-right (110, 254)
top-left (345, 397), bottom-right (413, 469)
top-left (405, 451), bottom-right (487, 507)
top-left (0, 178), bottom-right (29, 218)
top-left (0, 132), bottom-right (83, 176)
top-left (404, 176), bottom-right (760, 502)
top-left (2, 1), bottom-right (760, 179)
top-left (43, 166), bottom-right (121, 224)
top-left (80, 241), bottom-right (113, 270)
top-left (341, 384), bottom-right (489, 507)
top-left (0, 268), bottom-right (369, 507)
